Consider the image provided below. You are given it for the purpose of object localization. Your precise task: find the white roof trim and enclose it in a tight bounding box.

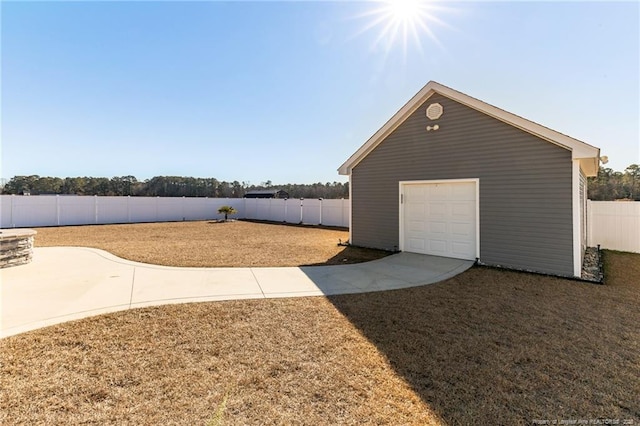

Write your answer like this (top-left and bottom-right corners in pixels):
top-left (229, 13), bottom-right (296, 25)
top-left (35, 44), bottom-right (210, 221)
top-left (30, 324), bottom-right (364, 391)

top-left (338, 81), bottom-right (601, 177)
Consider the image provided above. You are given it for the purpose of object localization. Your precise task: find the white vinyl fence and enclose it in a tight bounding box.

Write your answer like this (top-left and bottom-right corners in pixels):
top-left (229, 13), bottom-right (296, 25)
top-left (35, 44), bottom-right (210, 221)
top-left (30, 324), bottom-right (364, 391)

top-left (588, 200), bottom-right (640, 253)
top-left (0, 195), bottom-right (349, 229)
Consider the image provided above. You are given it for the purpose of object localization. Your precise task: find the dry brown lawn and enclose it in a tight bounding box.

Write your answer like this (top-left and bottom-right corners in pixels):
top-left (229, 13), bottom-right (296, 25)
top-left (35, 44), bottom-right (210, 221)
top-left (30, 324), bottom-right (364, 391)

top-left (33, 220), bottom-right (390, 267)
top-left (1, 231), bottom-right (639, 424)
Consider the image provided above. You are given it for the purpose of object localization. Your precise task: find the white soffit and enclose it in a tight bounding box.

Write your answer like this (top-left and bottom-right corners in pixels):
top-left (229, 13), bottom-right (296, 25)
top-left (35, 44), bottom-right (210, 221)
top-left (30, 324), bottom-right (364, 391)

top-left (338, 81), bottom-right (601, 177)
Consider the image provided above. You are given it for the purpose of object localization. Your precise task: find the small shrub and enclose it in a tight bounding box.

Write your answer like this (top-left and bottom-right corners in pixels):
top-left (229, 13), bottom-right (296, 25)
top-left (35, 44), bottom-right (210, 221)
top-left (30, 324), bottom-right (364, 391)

top-left (217, 205), bottom-right (237, 221)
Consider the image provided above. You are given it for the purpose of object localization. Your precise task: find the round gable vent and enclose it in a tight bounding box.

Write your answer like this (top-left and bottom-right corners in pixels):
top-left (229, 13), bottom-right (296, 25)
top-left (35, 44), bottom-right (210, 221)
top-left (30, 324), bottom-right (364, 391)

top-left (426, 103), bottom-right (443, 120)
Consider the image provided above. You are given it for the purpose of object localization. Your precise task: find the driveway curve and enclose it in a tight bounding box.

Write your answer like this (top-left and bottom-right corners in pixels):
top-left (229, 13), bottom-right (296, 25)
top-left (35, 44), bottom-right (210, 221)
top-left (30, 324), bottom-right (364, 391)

top-left (1, 247), bottom-right (473, 338)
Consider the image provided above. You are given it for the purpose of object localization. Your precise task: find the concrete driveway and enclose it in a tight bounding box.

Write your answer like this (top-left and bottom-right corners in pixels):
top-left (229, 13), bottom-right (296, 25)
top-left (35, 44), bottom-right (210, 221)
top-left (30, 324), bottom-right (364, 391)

top-left (1, 247), bottom-right (473, 338)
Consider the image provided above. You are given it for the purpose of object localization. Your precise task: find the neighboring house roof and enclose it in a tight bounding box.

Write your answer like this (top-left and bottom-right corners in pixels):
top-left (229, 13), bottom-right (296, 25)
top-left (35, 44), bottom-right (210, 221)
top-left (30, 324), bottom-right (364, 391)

top-left (338, 81), bottom-right (601, 177)
top-left (244, 189), bottom-right (289, 198)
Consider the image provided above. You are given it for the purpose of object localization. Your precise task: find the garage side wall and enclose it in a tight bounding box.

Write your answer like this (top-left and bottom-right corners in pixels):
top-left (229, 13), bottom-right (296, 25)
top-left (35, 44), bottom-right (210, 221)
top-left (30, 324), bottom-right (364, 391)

top-left (351, 93), bottom-right (574, 276)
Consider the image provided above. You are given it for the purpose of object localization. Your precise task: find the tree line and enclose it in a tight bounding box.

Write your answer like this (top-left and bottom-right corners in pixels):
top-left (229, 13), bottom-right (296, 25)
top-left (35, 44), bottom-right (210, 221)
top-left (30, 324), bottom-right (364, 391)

top-left (2, 164), bottom-right (637, 201)
top-left (0, 175), bottom-right (349, 199)
top-left (588, 164), bottom-right (639, 201)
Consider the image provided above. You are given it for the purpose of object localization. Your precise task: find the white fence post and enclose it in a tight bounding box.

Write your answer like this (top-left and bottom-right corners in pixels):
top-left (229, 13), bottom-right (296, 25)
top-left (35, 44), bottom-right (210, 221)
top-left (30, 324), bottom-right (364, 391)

top-left (300, 199), bottom-right (304, 224)
top-left (284, 199), bottom-right (288, 223)
top-left (587, 200), bottom-right (593, 247)
top-left (56, 195), bottom-right (60, 226)
top-left (11, 194), bottom-right (15, 228)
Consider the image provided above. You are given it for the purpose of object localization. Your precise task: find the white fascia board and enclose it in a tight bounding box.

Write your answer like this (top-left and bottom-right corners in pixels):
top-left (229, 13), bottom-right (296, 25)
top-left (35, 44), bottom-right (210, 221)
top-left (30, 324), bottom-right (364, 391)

top-left (338, 81), bottom-right (601, 176)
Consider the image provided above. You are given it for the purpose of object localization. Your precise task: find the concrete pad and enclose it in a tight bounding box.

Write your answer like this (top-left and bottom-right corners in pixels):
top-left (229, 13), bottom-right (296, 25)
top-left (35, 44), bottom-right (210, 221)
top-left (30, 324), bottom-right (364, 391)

top-left (382, 252), bottom-right (471, 272)
top-left (130, 267), bottom-right (263, 305)
top-left (1, 247), bottom-right (474, 338)
top-left (1, 247), bottom-right (134, 337)
top-left (356, 253), bottom-right (473, 285)
top-left (251, 267), bottom-right (323, 296)
top-left (300, 264), bottom-right (388, 294)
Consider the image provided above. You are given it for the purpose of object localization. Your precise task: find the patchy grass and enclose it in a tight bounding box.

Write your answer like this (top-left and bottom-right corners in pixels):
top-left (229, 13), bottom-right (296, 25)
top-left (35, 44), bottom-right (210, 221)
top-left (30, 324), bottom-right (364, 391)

top-left (1, 251), bottom-right (638, 424)
top-left (33, 220), bottom-right (390, 267)
top-left (0, 298), bottom-right (440, 425)
top-left (329, 252), bottom-right (640, 424)
top-left (602, 249), bottom-right (640, 288)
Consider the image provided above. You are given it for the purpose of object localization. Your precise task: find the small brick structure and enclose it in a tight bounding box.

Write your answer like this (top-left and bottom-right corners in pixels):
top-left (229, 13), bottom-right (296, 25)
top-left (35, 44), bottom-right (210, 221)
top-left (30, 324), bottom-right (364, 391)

top-left (0, 229), bottom-right (37, 268)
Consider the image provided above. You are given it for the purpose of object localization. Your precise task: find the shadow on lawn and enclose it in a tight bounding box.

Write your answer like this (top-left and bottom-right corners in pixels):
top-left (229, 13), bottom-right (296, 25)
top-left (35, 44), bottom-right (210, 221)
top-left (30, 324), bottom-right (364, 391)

top-left (237, 218), bottom-right (349, 232)
top-left (326, 258), bottom-right (640, 424)
top-left (301, 245), bottom-right (393, 266)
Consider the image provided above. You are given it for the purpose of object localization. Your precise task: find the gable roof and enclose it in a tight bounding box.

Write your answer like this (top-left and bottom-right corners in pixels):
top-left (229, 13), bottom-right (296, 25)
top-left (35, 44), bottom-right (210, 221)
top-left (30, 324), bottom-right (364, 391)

top-left (338, 81), bottom-right (601, 176)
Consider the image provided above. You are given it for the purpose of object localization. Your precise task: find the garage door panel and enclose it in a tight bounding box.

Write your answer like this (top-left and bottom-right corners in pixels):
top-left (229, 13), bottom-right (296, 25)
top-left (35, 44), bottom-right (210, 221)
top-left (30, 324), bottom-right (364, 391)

top-left (408, 238), bottom-right (426, 251)
top-left (427, 185), bottom-right (448, 200)
top-left (408, 220), bottom-right (426, 232)
top-left (407, 203), bottom-right (425, 216)
top-left (428, 239), bottom-right (448, 254)
top-left (403, 181), bottom-right (477, 261)
top-left (428, 202), bottom-right (447, 217)
top-left (428, 220), bottom-right (447, 234)
top-left (451, 241), bottom-right (474, 258)
top-left (406, 185), bottom-right (425, 199)
top-left (407, 212), bottom-right (424, 224)
top-left (451, 201), bottom-right (474, 218)
top-left (451, 222), bottom-right (473, 237)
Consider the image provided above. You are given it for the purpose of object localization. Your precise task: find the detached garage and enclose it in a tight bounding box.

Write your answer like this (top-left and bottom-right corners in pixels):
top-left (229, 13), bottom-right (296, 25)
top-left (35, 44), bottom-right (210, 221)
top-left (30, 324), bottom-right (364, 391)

top-left (338, 81), bottom-right (601, 278)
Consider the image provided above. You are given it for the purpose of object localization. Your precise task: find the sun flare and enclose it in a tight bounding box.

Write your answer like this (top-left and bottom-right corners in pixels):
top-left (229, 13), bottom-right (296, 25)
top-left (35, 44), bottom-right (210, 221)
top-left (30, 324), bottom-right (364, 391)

top-left (355, 0), bottom-right (450, 55)
top-left (388, 0), bottom-right (422, 23)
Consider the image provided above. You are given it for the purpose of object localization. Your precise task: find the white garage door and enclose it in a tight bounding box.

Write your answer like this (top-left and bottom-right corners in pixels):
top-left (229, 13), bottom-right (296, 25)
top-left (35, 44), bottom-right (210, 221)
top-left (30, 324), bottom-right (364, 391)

top-left (402, 181), bottom-right (477, 260)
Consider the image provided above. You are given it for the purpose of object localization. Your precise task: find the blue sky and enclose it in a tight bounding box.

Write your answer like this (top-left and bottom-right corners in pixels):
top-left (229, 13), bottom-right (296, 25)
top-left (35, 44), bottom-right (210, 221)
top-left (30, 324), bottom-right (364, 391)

top-left (2, 1), bottom-right (638, 184)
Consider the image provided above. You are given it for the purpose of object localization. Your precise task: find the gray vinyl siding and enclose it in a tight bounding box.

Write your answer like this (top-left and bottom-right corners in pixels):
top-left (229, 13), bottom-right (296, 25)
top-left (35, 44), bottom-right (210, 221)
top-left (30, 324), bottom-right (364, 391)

top-left (351, 93), bottom-right (574, 276)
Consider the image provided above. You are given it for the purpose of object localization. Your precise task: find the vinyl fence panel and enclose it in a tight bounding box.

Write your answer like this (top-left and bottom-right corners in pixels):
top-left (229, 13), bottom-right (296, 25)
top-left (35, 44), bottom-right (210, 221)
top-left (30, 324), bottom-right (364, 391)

top-left (0, 196), bottom-right (12, 228)
top-left (284, 199), bottom-right (302, 224)
top-left (588, 201), bottom-right (640, 253)
top-left (4, 195), bottom-right (58, 227)
top-left (184, 198), bottom-right (213, 221)
top-left (96, 197), bottom-right (129, 224)
top-left (156, 197), bottom-right (185, 222)
top-left (259, 199), bottom-right (286, 223)
top-left (321, 199), bottom-right (348, 227)
top-left (58, 196), bottom-right (97, 226)
top-left (0, 195), bottom-right (349, 228)
top-left (301, 199), bottom-right (322, 225)
top-left (255, 199), bottom-right (273, 221)
top-left (129, 197), bottom-right (161, 223)
top-left (243, 198), bottom-right (259, 220)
